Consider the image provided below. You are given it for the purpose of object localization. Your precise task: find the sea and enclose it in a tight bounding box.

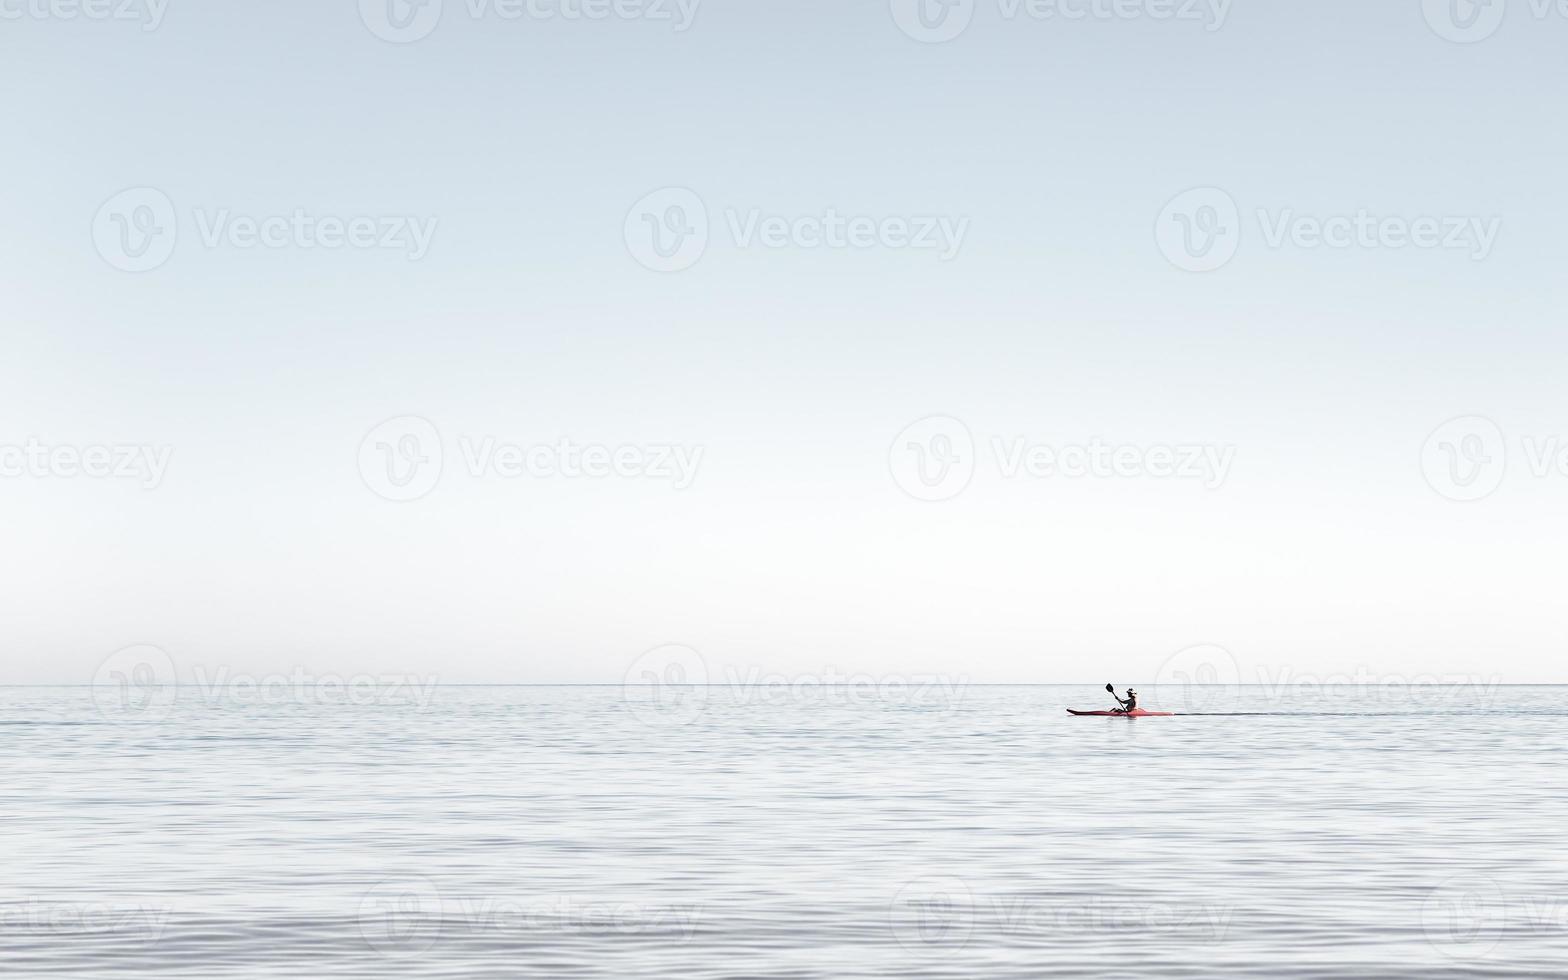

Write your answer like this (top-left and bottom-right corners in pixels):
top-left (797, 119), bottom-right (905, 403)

top-left (2, 683), bottom-right (1564, 978)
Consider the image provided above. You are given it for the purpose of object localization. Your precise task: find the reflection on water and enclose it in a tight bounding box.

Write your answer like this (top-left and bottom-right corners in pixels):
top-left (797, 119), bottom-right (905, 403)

top-left (3, 685), bottom-right (1566, 977)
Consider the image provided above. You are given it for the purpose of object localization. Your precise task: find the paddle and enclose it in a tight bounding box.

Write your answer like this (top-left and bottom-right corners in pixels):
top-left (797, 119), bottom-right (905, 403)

top-left (1105, 682), bottom-right (1120, 711)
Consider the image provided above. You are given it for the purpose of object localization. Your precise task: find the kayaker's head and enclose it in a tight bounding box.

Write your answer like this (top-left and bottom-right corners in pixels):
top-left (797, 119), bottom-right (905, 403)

top-left (1126, 689), bottom-right (1137, 696)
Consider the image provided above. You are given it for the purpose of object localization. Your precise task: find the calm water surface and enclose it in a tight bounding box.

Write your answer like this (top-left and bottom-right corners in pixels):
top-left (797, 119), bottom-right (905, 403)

top-left (3, 685), bottom-right (1566, 977)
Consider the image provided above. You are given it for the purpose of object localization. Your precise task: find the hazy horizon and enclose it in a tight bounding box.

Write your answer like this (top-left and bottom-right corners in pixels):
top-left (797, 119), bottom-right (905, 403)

top-left (5, 2), bottom-right (1567, 686)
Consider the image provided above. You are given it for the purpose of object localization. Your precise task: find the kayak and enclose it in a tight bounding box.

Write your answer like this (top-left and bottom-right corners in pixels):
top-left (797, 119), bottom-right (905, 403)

top-left (1067, 708), bottom-right (1174, 717)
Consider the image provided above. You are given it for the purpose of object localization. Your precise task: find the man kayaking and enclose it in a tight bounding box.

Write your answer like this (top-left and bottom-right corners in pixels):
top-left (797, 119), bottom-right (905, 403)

top-left (1112, 687), bottom-right (1138, 714)
top-left (1066, 685), bottom-right (1170, 716)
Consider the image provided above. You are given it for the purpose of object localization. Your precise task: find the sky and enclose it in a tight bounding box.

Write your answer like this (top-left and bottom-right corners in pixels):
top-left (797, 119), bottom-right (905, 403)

top-left (2, 1), bottom-right (1566, 686)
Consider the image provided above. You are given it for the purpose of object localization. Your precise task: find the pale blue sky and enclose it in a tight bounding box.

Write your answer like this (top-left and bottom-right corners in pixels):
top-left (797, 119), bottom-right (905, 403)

top-left (3, 2), bottom-right (1566, 683)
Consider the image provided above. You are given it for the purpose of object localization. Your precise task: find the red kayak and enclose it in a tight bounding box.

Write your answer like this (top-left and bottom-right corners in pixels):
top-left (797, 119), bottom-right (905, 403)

top-left (1066, 708), bottom-right (1174, 717)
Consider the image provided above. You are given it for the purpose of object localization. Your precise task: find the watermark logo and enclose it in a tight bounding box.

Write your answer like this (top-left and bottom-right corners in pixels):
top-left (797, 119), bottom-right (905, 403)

top-left (93, 189), bottom-right (438, 271)
top-left (359, 417), bottom-right (444, 502)
top-left (890, 417), bottom-right (1234, 502)
top-left (723, 207), bottom-right (969, 261)
top-left (1151, 645), bottom-right (1503, 711)
top-left (458, 437), bottom-right (703, 488)
top-left (890, 0), bottom-right (977, 42)
top-left (625, 188), bottom-right (970, 272)
top-left (360, 0), bottom-right (701, 42)
top-left (1155, 187), bottom-right (1241, 272)
top-left (360, 0), bottom-right (445, 42)
top-left (357, 418), bottom-right (705, 501)
top-left (1422, 0), bottom-right (1507, 42)
top-left (1420, 416), bottom-right (1507, 502)
top-left (1519, 434), bottom-right (1568, 479)
top-left (1426, 0), bottom-right (1568, 42)
top-left (358, 880), bottom-right (701, 954)
top-left (1157, 186), bottom-right (1501, 270)
top-left (1419, 418), bottom-right (1568, 501)
top-left (1422, 875), bottom-right (1506, 959)
top-left (890, 876), bottom-right (976, 951)
top-left (92, 646), bottom-right (441, 716)
top-left (1252, 666), bottom-right (1503, 706)
top-left (91, 644), bottom-right (179, 723)
top-left (621, 648), bottom-right (963, 726)
top-left (1256, 209), bottom-right (1500, 260)
top-left (1006, 0), bottom-right (1231, 29)
top-left (0, 438), bottom-right (172, 489)
top-left (0, 901), bottom-right (170, 942)
top-left (0, 0), bottom-right (168, 29)
top-left (892, 0), bottom-right (1230, 41)
top-left (891, 876), bottom-right (1232, 951)
top-left (186, 667), bottom-right (441, 709)
top-left (624, 187), bottom-right (709, 273)
top-left (990, 437), bottom-right (1233, 486)
top-left (93, 188), bottom-right (178, 273)
top-left (189, 209), bottom-right (437, 259)
top-left (721, 667), bottom-right (969, 711)
top-left (623, 644), bottom-right (709, 728)
top-left (360, 877), bottom-right (444, 956)
top-left (1150, 643), bottom-right (1241, 713)
top-left (890, 416), bottom-right (976, 502)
